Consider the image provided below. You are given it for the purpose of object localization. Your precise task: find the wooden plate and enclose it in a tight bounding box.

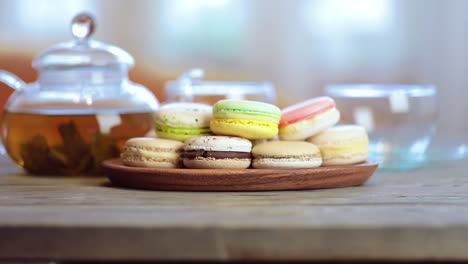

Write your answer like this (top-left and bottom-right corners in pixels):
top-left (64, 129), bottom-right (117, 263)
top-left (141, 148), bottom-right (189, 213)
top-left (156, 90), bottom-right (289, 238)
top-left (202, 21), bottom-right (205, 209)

top-left (102, 158), bottom-right (378, 192)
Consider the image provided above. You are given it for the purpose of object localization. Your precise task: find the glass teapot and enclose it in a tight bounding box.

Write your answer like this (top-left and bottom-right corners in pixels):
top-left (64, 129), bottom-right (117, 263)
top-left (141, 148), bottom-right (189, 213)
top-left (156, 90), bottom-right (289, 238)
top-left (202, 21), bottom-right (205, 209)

top-left (0, 13), bottom-right (159, 175)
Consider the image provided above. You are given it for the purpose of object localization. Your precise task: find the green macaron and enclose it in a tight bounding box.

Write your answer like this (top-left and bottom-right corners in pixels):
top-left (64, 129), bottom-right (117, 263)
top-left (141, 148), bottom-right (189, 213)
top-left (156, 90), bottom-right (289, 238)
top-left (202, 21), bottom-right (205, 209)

top-left (155, 102), bottom-right (213, 141)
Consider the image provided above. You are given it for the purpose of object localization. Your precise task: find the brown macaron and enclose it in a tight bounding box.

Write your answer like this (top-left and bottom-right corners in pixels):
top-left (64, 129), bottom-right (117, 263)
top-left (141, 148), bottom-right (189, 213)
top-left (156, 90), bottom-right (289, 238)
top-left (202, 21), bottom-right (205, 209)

top-left (183, 136), bottom-right (252, 169)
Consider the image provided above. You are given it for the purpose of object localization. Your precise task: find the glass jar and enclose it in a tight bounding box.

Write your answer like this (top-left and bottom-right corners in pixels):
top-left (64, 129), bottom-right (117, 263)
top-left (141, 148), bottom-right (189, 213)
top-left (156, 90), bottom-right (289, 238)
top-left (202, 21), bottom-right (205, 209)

top-left (164, 68), bottom-right (276, 104)
top-left (0, 13), bottom-right (159, 175)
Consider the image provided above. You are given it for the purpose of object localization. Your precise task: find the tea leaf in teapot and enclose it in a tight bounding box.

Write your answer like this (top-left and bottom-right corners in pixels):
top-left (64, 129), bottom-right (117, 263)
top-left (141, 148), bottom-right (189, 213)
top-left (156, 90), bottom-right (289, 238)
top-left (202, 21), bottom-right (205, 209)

top-left (72, 152), bottom-right (94, 175)
top-left (91, 131), bottom-right (120, 172)
top-left (58, 121), bottom-right (93, 172)
top-left (19, 120), bottom-right (121, 175)
top-left (20, 135), bottom-right (66, 175)
top-left (50, 145), bottom-right (66, 162)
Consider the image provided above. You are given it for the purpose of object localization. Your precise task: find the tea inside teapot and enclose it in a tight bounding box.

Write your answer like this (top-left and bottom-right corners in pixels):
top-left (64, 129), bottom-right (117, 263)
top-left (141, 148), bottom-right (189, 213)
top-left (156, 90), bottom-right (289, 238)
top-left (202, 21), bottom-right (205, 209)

top-left (3, 110), bottom-right (155, 175)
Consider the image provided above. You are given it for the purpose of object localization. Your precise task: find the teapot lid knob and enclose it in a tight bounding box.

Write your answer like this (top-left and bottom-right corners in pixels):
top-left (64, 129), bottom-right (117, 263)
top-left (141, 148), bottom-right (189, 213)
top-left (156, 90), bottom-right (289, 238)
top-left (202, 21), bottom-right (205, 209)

top-left (32, 12), bottom-right (134, 69)
top-left (71, 12), bottom-right (95, 41)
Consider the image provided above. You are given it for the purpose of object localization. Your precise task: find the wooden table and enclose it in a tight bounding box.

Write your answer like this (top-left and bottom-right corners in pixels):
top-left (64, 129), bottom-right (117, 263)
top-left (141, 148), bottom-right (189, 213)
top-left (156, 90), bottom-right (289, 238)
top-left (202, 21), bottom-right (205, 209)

top-left (1, 160), bottom-right (468, 262)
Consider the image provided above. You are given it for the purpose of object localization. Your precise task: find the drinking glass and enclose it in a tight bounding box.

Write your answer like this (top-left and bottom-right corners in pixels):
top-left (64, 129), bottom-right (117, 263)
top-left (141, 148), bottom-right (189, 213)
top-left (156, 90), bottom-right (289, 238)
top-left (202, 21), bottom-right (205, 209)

top-left (326, 84), bottom-right (437, 171)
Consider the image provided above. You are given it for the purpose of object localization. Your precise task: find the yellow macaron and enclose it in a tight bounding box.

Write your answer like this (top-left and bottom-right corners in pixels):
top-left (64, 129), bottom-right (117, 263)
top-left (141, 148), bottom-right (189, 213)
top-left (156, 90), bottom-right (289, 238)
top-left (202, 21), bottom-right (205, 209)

top-left (307, 125), bottom-right (369, 166)
top-left (210, 100), bottom-right (281, 140)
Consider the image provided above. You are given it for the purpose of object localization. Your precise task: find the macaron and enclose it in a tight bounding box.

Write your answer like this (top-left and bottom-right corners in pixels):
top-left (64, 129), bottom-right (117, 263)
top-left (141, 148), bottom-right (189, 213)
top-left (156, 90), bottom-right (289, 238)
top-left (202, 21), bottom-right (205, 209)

top-left (121, 137), bottom-right (184, 168)
top-left (155, 102), bottom-right (212, 141)
top-left (307, 125), bottom-right (369, 166)
top-left (210, 99), bottom-right (281, 139)
top-left (252, 141), bottom-right (322, 169)
top-left (279, 96), bottom-right (340, 140)
top-left (183, 136), bottom-right (252, 169)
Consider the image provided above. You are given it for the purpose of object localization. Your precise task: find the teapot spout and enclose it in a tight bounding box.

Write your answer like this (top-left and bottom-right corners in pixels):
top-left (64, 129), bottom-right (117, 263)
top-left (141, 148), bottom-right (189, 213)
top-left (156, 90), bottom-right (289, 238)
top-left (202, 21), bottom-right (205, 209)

top-left (0, 70), bottom-right (26, 90)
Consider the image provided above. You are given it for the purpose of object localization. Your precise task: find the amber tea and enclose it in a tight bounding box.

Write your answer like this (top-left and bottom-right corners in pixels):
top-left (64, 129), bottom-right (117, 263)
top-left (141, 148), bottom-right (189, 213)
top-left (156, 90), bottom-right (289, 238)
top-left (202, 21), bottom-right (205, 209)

top-left (2, 110), bottom-right (155, 175)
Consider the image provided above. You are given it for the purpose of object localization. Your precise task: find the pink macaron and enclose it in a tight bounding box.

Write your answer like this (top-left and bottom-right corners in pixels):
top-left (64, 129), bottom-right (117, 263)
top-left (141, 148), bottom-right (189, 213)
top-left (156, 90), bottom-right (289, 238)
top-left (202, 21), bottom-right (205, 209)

top-left (279, 96), bottom-right (340, 140)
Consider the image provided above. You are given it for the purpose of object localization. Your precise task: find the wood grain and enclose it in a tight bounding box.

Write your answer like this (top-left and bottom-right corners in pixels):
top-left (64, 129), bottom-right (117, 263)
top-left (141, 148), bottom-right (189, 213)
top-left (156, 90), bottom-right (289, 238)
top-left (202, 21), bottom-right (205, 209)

top-left (1, 160), bottom-right (468, 262)
top-left (102, 158), bottom-right (378, 191)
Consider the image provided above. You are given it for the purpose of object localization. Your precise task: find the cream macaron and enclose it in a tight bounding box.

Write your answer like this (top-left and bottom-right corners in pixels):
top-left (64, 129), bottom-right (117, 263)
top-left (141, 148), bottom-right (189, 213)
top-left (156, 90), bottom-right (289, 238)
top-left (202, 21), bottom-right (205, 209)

top-left (121, 137), bottom-right (184, 168)
top-left (307, 125), bottom-right (369, 166)
top-left (252, 141), bottom-right (322, 169)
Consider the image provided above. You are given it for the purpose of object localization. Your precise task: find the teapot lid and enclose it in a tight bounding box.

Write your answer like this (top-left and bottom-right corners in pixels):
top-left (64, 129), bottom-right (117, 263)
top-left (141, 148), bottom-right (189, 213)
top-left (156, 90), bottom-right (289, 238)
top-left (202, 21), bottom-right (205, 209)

top-left (32, 13), bottom-right (135, 70)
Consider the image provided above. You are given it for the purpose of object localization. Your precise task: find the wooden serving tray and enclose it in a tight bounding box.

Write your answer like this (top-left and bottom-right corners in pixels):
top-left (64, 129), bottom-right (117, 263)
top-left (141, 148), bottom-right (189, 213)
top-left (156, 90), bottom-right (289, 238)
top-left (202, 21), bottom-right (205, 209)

top-left (102, 158), bottom-right (378, 192)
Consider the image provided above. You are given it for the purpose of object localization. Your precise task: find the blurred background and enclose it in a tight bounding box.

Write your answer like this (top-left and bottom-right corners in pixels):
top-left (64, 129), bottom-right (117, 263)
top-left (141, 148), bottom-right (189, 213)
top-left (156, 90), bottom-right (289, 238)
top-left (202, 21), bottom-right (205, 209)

top-left (0, 0), bottom-right (467, 146)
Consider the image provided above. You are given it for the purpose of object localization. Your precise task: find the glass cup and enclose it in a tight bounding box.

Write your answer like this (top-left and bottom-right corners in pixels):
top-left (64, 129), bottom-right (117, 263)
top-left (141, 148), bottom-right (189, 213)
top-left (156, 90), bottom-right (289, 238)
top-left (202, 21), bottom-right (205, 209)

top-left (164, 69), bottom-right (276, 104)
top-left (325, 84), bottom-right (437, 171)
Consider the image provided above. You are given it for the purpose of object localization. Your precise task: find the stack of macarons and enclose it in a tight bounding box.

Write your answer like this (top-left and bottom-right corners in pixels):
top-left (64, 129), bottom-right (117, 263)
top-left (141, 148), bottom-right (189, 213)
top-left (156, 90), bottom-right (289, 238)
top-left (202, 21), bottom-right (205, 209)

top-left (278, 96), bottom-right (368, 166)
top-left (120, 97), bottom-right (369, 169)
